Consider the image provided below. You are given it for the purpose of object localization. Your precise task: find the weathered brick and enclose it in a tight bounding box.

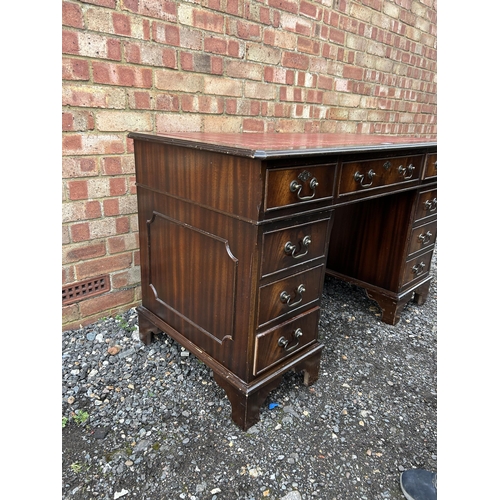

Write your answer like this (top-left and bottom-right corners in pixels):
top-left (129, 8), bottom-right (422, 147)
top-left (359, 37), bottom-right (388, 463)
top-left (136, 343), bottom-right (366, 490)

top-left (62, 84), bottom-right (127, 108)
top-left (282, 51), bottom-right (310, 70)
top-left (68, 180), bottom-right (89, 200)
top-left (124, 41), bottom-right (176, 68)
top-left (360, 0), bottom-right (383, 10)
top-left (112, 12), bottom-right (131, 35)
top-left (62, 303), bottom-right (80, 326)
top-left (63, 58), bottom-right (90, 81)
top-left (79, 288), bottom-right (136, 317)
top-left (178, 4), bottom-right (224, 32)
top-left (63, 133), bottom-right (125, 155)
top-left (109, 178), bottom-right (127, 196)
top-left (156, 93), bottom-right (180, 111)
top-left (128, 90), bottom-right (153, 109)
top-left (80, 0), bottom-right (116, 7)
top-left (297, 36), bottom-right (321, 55)
top-left (245, 81), bottom-right (277, 100)
top-left (71, 222), bottom-right (91, 242)
top-left (156, 113), bottom-right (203, 133)
top-left (343, 65), bottom-right (364, 80)
top-left (96, 110), bottom-right (153, 132)
top-left (242, 118), bottom-right (265, 132)
top-left (226, 61), bottom-right (262, 81)
top-left (275, 119), bottom-right (303, 133)
top-left (204, 77), bottom-right (243, 97)
top-left (93, 62), bottom-right (153, 88)
top-left (124, 0), bottom-right (176, 22)
top-left (203, 115), bottom-right (242, 133)
top-left (62, 110), bottom-right (95, 132)
top-left (63, 266), bottom-right (76, 287)
top-left (63, 1), bottom-right (84, 28)
top-left (103, 198), bottom-right (120, 216)
top-left (156, 70), bottom-right (204, 92)
top-left (108, 233), bottom-right (139, 254)
top-left (111, 266), bottom-right (141, 289)
top-left (299, 1), bottom-right (323, 20)
top-left (153, 22), bottom-right (180, 46)
top-left (63, 200), bottom-right (101, 223)
top-left (63, 241), bottom-right (107, 264)
top-left (86, 8), bottom-right (145, 38)
top-left (264, 67), bottom-right (295, 85)
top-left (280, 13), bottom-right (313, 35)
top-left (115, 216), bottom-right (130, 234)
top-left (63, 157), bottom-right (98, 178)
top-left (269, 0), bottom-right (298, 15)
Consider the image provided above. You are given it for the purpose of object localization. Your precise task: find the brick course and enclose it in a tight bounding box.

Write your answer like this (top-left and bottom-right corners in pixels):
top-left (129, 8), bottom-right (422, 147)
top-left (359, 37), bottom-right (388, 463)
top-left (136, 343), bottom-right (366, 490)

top-left (62, 0), bottom-right (437, 330)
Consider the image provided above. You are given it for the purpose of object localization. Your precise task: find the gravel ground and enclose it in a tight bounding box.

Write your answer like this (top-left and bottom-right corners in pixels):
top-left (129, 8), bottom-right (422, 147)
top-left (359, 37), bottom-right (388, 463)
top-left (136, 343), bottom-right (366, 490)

top-left (62, 250), bottom-right (437, 500)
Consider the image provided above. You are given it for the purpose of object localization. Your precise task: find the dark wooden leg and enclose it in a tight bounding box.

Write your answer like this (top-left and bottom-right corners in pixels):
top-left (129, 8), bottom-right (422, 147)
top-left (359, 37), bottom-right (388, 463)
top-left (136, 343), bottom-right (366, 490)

top-left (365, 291), bottom-right (405, 326)
top-left (213, 373), bottom-right (283, 431)
top-left (413, 281), bottom-right (431, 306)
top-left (137, 308), bottom-right (162, 345)
top-left (293, 349), bottom-right (322, 386)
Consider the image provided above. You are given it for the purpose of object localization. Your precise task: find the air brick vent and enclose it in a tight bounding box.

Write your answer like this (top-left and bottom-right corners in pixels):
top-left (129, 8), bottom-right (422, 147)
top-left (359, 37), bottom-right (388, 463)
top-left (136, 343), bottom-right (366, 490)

top-left (62, 275), bottom-right (110, 305)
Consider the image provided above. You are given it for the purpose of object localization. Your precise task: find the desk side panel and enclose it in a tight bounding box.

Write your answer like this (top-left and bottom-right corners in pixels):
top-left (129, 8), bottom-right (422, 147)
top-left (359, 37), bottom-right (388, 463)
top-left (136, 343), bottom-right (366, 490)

top-left (136, 188), bottom-right (260, 380)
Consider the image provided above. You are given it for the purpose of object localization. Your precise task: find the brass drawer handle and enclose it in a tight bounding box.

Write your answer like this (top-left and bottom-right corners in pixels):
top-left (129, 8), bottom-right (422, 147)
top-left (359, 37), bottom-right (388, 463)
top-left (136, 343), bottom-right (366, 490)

top-left (354, 169), bottom-right (376, 188)
top-left (398, 163), bottom-right (415, 179)
top-left (280, 284), bottom-right (306, 308)
top-left (418, 231), bottom-right (433, 245)
top-left (412, 262), bottom-right (426, 276)
top-left (290, 175), bottom-right (319, 201)
top-left (424, 198), bottom-right (437, 212)
top-left (284, 235), bottom-right (311, 259)
top-left (278, 328), bottom-right (303, 351)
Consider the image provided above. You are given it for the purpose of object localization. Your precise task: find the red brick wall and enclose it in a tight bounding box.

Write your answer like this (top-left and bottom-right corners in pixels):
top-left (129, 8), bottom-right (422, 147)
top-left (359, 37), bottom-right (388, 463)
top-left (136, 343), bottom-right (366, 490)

top-left (62, 0), bottom-right (437, 331)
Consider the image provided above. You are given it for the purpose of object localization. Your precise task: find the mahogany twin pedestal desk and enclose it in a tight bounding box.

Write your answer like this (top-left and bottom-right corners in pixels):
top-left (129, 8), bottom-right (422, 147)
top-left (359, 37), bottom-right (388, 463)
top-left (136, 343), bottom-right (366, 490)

top-left (129, 132), bottom-right (437, 431)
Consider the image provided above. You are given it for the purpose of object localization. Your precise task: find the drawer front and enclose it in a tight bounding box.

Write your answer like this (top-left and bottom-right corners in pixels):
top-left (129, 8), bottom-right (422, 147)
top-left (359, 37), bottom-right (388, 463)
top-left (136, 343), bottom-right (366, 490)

top-left (338, 155), bottom-right (424, 196)
top-left (258, 265), bottom-right (324, 328)
top-left (423, 153), bottom-right (437, 179)
top-left (265, 165), bottom-right (335, 211)
top-left (414, 188), bottom-right (437, 223)
top-left (408, 220), bottom-right (437, 256)
top-left (261, 218), bottom-right (330, 277)
top-left (402, 250), bottom-right (434, 288)
top-left (254, 308), bottom-right (320, 375)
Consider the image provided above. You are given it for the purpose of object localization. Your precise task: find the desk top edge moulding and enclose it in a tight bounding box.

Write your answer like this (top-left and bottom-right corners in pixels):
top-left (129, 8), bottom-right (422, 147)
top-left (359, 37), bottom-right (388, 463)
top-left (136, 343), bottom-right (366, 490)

top-left (128, 131), bottom-right (437, 159)
top-left (129, 131), bottom-right (437, 430)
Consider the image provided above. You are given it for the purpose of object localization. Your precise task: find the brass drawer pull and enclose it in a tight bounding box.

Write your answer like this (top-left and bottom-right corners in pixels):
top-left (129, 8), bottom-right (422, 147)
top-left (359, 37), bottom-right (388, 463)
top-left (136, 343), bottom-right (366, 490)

top-left (398, 163), bottom-right (415, 179)
top-left (424, 198), bottom-right (437, 212)
top-left (418, 231), bottom-right (433, 245)
top-left (284, 235), bottom-right (312, 259)
top-left (412, 262), bottom-right (426, 276)
top-left (354, 169), bottom-right (375, 188)
top-left (278, 328), bottom-right (303, 351)
top-left (280, 284), bottom-right (306, 308)
top-left (290, 174), bottom-right (319, 201)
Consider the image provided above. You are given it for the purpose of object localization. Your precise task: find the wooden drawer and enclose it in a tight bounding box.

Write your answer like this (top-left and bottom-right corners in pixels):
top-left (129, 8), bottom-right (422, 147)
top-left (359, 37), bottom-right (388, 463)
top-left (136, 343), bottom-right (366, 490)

top-left (407, 220), bottom-right (437, 257)
top-left (423, 153), bottom-right (437, 179)
top-left (257, 265), bottom-right (324, 328)
top-left (414, 188), bottom-right (437, 223)
top-left (402, 250), bottom-right (434, 288)
top-left (254, 308), bottom-right (320, 375)
top-left (265, 165), bottom-right (335, 211)
top-left (337, 155), bottom-right (424, 196)
top-left (261, 217), bottom-right (330, 278)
